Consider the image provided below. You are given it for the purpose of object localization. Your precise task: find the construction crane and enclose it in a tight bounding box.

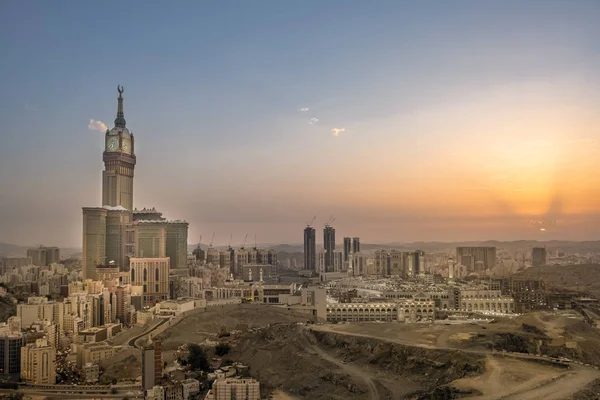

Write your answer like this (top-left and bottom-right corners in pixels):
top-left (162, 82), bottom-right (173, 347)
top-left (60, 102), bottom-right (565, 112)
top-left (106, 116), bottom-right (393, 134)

top-left (209, 232), bottom-right (215, 248)
top-left (228, 234), bottom-right (233, 250)
top-left (241, 233), bottom-right (248, 250)
top-left (306, 216), bottom-right (316, 227)
top-left (253, 234), bottom-right (257, 250)
top-left (326, 215), bottom-right (335, 226)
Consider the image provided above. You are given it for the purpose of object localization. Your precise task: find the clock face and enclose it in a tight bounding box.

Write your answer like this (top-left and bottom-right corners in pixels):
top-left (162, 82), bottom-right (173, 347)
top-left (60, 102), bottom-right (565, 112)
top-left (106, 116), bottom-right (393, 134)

top-left (107, 137), bottom-right (119, 152)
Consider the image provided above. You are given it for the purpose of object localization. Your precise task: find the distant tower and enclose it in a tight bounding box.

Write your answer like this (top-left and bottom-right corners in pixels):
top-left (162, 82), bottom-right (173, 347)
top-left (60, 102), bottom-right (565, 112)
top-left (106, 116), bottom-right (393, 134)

top-left (323, 225), bottom-right (336, 273)
top-left (303, 226), bottom-right (316, 271)
top-left (448, 257), bottom-right (455, 279)
top-left (532, 247), bottom-right (547, 267)
top-left (352, 237), bottom-right (360, 254)
top-left (343, 237), bottom-right (352, 262)
top-left (102, 85), bottom-right (136, 210)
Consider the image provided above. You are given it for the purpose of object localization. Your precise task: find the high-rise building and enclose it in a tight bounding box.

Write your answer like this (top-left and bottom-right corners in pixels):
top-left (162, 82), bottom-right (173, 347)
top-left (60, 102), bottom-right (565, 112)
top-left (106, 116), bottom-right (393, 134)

top-left (82, 88), bottom-right (188, 280)
top-left (141, 337), bottom-right (162, 390)
top-left (456, 247), bottom-right (496, 271)
top-left (343, 237), bottom-right (352, 261)
top-left (0, 320), bottom-right (24, 378)
top-left (532, 247), bottom-right (547, 267)
top-left (20, 338), bottom-right (56, 384)
top-left (323, 225), bottom-right (335, 272)
top-left (374, 250), bottom-right (389, 275)
top-left (352, 237), bottom-right (360, 254)
top-left (102, 86), bottom-right (136, 211)
top-left (26, 246), bottom-right (60, 267)
top-left (303, 227), bottom-right (316, 271)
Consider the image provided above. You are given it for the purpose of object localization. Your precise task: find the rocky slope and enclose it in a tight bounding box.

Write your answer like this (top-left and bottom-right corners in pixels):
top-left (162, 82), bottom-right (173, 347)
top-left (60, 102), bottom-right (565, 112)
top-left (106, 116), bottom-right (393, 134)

top-left (226, 324), bottom-right (485, 399)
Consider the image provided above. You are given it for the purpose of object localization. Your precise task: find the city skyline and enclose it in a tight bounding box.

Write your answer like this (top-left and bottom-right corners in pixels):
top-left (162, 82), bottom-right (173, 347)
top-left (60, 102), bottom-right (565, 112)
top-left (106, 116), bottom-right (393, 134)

top-left (2, 1), bottom-right (600, 247)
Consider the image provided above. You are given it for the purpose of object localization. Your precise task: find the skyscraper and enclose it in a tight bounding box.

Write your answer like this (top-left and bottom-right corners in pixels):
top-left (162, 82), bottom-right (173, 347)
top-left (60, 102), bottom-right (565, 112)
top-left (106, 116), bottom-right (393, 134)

top-left (352, 237), bottom-right (360, 254)
top-left (26, 246), bottom-right (60, 266)
top-left (456, 247), bottom-right (496, 271)
top-left (303, 227), bottom-right (316, 271)
top-left (532, 247), bottom-right (547, 267)
top-left (343, 237), bottom-right (360, 262)
top-left (102, 85), bottom-right (136, 211)
top-left (343, 237), bottom-right (352, 262)
top-left (323, 225), bottom-right (335, 272)
top-left (82, 88), bottom-right (188, 279)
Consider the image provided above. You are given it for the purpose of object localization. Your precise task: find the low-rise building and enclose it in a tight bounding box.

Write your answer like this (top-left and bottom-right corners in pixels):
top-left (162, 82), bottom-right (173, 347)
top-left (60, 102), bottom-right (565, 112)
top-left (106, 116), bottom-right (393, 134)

top-left (156, 298), bottom-right (198, 316)
top-left (181, 378), bottom-right (200, 400)
top-left (205, 377), bottom-right (260, 400)
top-left (82, 362), bottom-right (99, 383)
top-left (77, 342), bottom-right (115, 368)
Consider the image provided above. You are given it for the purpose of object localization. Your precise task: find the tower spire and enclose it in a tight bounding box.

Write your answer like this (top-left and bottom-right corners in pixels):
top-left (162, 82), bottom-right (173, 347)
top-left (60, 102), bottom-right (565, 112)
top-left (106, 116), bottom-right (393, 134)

top-left (114, 85), bottom-right (126, 128)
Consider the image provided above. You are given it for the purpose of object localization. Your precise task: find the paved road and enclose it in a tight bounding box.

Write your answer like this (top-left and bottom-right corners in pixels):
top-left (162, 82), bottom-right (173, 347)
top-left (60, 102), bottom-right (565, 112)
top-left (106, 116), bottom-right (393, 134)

top-left (0, 388), bottom-right (143, 399)
top-left (128, 317), bottom-right (170, 347)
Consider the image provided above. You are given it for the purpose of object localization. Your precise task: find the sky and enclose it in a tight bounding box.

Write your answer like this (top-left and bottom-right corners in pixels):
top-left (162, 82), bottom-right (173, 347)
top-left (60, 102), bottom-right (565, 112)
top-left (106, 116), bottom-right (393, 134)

top-left (1, 0), bottom-right (600, 247)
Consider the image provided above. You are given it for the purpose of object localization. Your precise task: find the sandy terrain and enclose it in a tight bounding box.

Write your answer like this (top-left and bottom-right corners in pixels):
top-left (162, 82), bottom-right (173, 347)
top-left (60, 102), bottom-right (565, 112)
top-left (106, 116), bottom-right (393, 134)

top-left (157, 303), bottom-right (309, 350)
top-left (312, 320), bottom-right (600, 400)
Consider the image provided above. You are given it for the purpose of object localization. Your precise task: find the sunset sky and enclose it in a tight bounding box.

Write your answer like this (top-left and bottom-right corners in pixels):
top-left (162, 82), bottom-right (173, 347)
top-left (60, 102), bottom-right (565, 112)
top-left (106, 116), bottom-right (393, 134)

top-left (1, 1), bottom-right (600, 247)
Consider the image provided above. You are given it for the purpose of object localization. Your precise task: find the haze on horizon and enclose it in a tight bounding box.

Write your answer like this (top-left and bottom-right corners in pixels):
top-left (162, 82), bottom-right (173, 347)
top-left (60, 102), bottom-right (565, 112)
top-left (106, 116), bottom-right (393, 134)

top-left (1, 1), bottom-right (600, 248)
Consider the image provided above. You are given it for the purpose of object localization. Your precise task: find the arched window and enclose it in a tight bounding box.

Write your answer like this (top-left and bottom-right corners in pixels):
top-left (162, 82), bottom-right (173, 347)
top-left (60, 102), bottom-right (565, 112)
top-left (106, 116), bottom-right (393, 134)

top-left (131, 268), bottom-right (135, 282)
top-left (155, 268), bottom-right (159, 281)
top-left (143, 268), bottom-right (147, 281)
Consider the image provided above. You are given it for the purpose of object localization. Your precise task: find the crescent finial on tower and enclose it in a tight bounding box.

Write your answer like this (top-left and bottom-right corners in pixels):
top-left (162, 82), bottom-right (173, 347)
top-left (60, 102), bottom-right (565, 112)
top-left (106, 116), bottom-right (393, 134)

top-left (114, 85), bottom-right (126, 127)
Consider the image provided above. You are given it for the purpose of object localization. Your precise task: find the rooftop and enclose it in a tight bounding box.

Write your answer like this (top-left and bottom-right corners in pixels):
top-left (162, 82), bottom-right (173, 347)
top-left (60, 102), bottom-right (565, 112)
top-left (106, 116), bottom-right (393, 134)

top-left (135, 219), bottom-right (188, 224)
top-left (103, 205), bottom-right (129, 211)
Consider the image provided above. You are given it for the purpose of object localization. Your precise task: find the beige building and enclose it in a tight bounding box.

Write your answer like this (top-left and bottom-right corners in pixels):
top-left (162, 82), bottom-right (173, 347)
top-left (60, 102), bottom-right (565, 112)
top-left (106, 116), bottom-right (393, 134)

top-left (82, 362), bottom-right (100, 383)
top-left (456, 247), bottom-right (496, 271)
top-left (77, 342), bottom-right (115, 368)
top-left (326, 297), bottom-right (435, 323)
top-left (0, 257), bottom-right (32, 274)
top-left (27, 246), bottom-right (60, 267)
top-left (130, 257), bottom-right (169, 305)
top-left (459, 289), bottom-right (514, 313)
top-left (21, 338), bottom-right (56, 384)
top-left (82, 207), bottom-right (108, 280)
top-left (205, 377), bottom-right (260, 400)
top-left (82, 88), bottom-right (188, 281)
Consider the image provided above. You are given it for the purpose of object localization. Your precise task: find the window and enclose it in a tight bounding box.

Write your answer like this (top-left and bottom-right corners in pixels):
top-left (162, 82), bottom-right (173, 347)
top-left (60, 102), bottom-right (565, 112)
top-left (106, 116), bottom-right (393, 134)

top-left (143, 268), bottom-right (147, 281)
top-left (131, 268), bottom-right (135, 282)
top-left (155, 268), bottom-right (159, 281)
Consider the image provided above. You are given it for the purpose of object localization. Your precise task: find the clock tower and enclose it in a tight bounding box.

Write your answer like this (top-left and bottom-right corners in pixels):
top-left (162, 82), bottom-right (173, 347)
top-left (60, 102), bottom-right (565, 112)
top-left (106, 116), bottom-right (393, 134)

top-left (102, 85), bottom-right (136, 210)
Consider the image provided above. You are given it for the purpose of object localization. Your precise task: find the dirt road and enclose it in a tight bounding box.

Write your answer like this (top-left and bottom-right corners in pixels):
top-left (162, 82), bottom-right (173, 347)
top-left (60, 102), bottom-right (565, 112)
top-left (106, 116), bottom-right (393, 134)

top-left (312, 324), bottom-right (600, 400)
top-left (307, 342), bottom-right (380, 400)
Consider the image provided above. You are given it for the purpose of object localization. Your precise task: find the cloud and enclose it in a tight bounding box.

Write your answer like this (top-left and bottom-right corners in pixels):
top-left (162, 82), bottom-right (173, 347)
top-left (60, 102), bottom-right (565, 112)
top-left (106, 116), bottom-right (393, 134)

top-left (299, 107), bottom-right (309, 112)
top-left (88, 119), bottom-right (108, 132)
top-left (331, 128), bottom-right (345, 136)
top-left (309, 118), bottom-right (319, 124)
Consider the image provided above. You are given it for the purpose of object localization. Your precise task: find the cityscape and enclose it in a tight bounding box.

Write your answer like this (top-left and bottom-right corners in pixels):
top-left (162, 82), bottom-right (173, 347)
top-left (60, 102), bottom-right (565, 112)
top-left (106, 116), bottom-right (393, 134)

top-left (2, 1), bottom-right (600, 400)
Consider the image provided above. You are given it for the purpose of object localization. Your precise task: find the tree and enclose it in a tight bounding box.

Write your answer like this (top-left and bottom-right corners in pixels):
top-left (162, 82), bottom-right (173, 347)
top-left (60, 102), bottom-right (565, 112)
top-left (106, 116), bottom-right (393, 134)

top-left (215, 343), bottom-right (230, 356)
top-left (188, 344), bottom-right (209, 371)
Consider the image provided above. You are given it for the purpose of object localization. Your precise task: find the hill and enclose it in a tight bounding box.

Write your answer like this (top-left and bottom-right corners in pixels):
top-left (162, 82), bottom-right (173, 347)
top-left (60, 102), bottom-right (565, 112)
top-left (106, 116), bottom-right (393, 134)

top-left (513, 264), bottom-right (600, 298)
